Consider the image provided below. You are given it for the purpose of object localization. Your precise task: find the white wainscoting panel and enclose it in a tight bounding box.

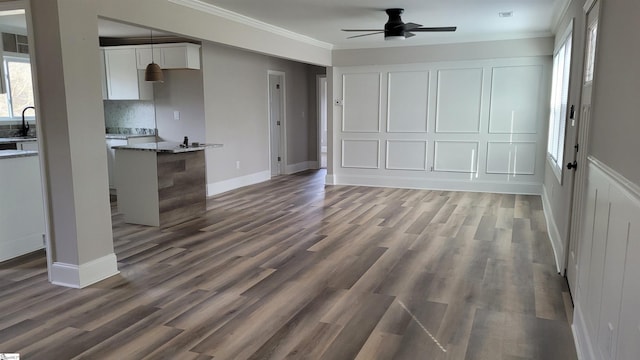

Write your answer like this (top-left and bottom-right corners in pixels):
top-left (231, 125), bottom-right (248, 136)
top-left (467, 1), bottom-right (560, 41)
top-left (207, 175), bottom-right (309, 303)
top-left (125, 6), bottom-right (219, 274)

top-left (387, 71), bottom-right (429, 133)
top-left (488, 65), bottom-right (542, 134)
top-left (342, 139), bottom-right (380, 169)
top-left (386, 140), bottom-right (428, 171)
top-left (573, 157), bottom-right (640, 360)
top-left (486, 142), bottom-right (536, 175)
top-left (342, 73), bottom-right (381, 133)
top-left (433, 141), bottom-right (479, 173)
top-left (435, 68), bottom-right (483, 133)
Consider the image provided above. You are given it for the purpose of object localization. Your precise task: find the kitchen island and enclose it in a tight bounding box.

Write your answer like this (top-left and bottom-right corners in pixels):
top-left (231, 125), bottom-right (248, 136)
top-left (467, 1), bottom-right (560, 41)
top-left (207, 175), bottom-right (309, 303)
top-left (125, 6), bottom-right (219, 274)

top-left (0, 149), bottom-right (45, 262)
top-left (114, 142), bottom-right (220, 228)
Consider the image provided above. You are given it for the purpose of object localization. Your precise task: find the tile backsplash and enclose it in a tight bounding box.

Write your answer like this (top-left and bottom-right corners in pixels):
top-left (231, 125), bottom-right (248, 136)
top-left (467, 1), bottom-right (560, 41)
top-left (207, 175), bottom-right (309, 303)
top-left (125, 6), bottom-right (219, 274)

top-left (103, 100), bottom-right (156, 131)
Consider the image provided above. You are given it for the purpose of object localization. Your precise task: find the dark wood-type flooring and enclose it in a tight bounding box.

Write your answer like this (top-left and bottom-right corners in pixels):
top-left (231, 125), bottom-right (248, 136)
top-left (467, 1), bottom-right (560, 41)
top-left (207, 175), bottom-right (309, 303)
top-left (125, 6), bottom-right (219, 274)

top-left (0, 170), bottom-right (576, 359)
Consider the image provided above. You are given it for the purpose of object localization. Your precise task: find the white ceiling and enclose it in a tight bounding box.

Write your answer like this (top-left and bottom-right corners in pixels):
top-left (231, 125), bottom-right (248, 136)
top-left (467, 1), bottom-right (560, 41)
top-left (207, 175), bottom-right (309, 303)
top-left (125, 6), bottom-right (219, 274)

top-left (199, 0), bottom-right (563, 49)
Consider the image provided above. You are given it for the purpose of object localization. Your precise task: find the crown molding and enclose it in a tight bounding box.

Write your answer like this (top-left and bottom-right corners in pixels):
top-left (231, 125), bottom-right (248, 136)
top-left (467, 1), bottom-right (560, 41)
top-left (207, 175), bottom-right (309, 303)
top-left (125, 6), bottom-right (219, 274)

top-left (551, 0), bottom-right (572, 33)
top-left (168, 0), bottom-right (333, 50)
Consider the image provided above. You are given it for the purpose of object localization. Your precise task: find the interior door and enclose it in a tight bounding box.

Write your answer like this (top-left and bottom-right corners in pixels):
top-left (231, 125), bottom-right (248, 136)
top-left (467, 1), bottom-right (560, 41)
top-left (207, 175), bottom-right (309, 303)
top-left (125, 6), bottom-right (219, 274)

top-left (318, 76), bottom-right (327, 168)
top-left (269, 73), bottom-right (283, 176)
top-left (566, 0), bottom-right (600, 294)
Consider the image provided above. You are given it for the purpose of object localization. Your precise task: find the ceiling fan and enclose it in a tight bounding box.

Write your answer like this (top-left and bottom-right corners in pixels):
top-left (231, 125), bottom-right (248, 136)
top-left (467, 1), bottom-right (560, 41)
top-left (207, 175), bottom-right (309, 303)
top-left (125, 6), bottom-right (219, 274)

top-left (342, 8), bottom-right (456, 40)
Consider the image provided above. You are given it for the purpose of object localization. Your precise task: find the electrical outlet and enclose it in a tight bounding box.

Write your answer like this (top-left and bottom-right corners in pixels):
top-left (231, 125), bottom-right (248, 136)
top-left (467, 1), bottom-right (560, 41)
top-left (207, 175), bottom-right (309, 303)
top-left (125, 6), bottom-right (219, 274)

top-left (173, 111), bottom-right (180, 121)
top-left (236, 161), bottom-right (240, 169)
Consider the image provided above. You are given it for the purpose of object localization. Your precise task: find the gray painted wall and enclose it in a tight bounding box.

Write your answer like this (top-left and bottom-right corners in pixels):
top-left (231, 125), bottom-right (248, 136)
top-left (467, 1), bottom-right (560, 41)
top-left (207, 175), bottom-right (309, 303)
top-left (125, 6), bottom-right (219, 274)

top-left (542, 0), bottom-right (587, 268)
top-left (154, 69), bottom-right (206, 144)
top-left (332, 37), bottom-right (554, 67)
top-left (201, 42), bottom-right (320, 185)
top-left (589, 0), bottom-right (640, 186)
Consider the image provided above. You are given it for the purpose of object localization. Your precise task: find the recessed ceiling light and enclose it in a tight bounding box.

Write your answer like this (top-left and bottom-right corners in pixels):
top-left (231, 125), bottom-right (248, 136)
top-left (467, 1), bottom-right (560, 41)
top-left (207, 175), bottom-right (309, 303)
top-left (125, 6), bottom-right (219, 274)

top-left (499, 11), bottom-right (513, 18)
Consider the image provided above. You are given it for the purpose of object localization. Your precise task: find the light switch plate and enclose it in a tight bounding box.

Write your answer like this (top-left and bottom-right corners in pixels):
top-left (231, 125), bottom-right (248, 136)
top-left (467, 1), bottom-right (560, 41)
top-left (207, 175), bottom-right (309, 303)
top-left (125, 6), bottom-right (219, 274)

top-left (173, 111), bottom-right (180, 121)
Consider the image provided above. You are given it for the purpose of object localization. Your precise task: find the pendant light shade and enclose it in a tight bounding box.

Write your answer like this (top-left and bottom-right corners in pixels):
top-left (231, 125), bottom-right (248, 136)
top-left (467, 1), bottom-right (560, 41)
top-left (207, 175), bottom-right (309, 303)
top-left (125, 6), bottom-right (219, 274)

top-left (144, 30), bottom-right (164, 82)
top-left (145, 62), bottom-right (164, 82)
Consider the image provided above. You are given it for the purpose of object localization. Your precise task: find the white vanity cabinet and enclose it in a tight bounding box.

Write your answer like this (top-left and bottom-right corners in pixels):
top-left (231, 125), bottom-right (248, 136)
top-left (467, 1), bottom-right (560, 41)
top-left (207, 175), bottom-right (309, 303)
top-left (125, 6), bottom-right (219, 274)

top-left (102, 48), bottom-right (153, 100)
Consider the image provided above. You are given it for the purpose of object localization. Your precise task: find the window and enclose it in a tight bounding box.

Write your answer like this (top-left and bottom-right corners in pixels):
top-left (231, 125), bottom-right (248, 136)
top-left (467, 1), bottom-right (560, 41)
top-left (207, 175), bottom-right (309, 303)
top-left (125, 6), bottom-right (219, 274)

top-left (0, 55), bottom-right (34, 121)
top-left (584, 21), bottom-right (598, 83)
top-left (547, 27), bottom-right (573, 183)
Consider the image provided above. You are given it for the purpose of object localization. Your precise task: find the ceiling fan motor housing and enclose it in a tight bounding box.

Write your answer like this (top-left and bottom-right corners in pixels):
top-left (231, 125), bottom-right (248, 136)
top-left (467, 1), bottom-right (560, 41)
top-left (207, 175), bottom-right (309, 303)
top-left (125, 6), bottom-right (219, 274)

top-left (384, 8), bottom-right (406, 38)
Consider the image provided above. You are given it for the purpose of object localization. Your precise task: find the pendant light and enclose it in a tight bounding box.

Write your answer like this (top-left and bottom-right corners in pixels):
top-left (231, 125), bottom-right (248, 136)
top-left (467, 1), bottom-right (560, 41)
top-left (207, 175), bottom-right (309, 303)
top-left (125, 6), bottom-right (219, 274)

top-left (144, 30), bottom-right (164, 82)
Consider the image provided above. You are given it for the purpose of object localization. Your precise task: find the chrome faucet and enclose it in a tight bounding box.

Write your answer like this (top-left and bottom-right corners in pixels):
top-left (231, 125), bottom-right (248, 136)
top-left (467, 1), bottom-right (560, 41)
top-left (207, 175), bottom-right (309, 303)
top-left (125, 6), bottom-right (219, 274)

top-left (21, 106), bottom-right (34, 137)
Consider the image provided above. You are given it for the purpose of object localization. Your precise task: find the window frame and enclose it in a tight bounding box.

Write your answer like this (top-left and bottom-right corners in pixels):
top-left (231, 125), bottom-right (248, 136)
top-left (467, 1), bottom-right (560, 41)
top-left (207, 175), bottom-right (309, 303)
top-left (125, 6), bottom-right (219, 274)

top-left (547, 22), bottom-right (574, 184)
top-left (0, 52), bottom-right (34, 123)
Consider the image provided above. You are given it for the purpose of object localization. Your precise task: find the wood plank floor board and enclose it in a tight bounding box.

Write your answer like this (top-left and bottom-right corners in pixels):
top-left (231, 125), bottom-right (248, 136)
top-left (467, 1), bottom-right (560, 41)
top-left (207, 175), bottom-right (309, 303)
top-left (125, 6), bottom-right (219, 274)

top-left (0, 170), bottom-right (576, 359)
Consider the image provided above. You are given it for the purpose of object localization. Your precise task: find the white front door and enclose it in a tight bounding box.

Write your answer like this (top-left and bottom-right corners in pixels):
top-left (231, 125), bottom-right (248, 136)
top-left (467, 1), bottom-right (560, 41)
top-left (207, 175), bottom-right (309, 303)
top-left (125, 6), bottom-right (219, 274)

top-left (269, 73), bottom-right (284, 176)
top-left (566, 0), bottom-right (600, 294)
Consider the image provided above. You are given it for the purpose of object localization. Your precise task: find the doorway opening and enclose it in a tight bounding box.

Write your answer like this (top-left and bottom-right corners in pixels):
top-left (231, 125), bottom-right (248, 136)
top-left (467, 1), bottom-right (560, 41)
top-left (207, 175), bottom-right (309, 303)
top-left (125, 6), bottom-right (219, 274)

top-left (268, 71), bottom-right (286, 177)
top-left (317, 75), bottom-right (327, 169)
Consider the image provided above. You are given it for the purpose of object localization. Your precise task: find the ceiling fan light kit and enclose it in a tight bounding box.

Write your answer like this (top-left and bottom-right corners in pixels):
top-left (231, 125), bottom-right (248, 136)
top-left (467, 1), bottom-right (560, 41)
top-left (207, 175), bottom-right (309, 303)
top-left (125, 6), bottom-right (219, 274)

top-left (342, 8), bottom-right (456, 40)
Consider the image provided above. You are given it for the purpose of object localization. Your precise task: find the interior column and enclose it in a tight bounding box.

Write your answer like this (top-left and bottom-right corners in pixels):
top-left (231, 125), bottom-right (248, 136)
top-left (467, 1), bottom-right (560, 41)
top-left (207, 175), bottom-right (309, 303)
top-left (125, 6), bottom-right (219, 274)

top-left (29, 0), bottom-right (118, 287)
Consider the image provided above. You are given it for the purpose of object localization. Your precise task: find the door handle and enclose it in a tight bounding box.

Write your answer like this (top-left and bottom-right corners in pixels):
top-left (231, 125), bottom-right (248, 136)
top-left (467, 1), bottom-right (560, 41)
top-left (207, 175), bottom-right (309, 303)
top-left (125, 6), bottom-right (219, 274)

top-left (567, 161), bottom-right (577, 170)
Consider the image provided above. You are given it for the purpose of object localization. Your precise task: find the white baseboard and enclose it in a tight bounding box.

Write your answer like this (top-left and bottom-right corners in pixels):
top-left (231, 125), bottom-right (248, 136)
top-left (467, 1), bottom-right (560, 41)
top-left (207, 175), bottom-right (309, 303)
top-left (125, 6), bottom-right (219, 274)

top-left (207, 170), bottom-right (271, 196)
top-left (51, 253), bottom-right (119, 288)
top-left (325, 173), bottom-right (336, 185)
top-left (541, 185), bottom-right (565, 273)
top-left (285, 161), bottom-right (317, 174)
top-left (333, 174), bottom-right (542, 195)
top-left (573, 303), bottom-right (596, 360)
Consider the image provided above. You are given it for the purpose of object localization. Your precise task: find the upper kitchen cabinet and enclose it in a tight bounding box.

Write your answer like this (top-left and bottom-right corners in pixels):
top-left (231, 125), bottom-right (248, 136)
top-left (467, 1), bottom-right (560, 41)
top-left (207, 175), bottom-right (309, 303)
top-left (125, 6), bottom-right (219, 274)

top-left (103, 47), bottom-right (153, 100)
top-left (135, 43), bottom-right (201, 70)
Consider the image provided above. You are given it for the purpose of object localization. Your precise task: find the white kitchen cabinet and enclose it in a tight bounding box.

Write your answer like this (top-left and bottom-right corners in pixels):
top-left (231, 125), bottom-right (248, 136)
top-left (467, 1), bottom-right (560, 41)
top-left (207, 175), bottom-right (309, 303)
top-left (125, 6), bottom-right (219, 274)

top-left (135, 43), bottom-right (201, 70)
top-left (17, 141), bottom-right (38, 151)
top-left (103, 48), bottom-right (153, 100)
top-left (100, 49), bottom-right (108, 100)
top-left (106, 136), bottom-right (155, 190)
top-left (0, 154), bottom-right (45, 262)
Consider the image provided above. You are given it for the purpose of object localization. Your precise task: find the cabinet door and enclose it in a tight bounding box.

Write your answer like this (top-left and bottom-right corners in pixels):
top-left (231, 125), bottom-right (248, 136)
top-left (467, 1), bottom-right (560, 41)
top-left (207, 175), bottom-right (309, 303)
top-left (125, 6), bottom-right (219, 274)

top-left (19, 141), bottom-right (38, 151)
top-left (160, 46), bottom-right (187, 69)
top-left (104, 49), bottom-right (139, 100)
top-left (136, 47), bottom-right (162, 70)
top-left (99, 49), bottom-right (108, 100)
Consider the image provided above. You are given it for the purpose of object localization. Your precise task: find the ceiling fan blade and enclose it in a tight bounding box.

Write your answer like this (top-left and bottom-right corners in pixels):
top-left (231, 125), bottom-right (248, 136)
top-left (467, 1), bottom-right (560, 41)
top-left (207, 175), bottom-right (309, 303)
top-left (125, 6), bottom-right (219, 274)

top-left (347, 31), bottom-right (384, 39)
top-left (404, 32), bottom-right (416, 38)
top-left (342, 29), bottom-right (384, 32)
top-left (410, 26), bottom-right (457, 32)
top-left (402, 22), bottom-right (423, 31)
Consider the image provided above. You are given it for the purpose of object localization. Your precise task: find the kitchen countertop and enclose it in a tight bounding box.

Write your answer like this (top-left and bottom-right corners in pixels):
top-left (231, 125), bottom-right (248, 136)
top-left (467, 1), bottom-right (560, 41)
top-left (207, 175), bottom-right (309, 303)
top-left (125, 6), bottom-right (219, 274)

top-left (0, 137), bottom-right (37, 144)
top-left (112, 141), bottom-right (223, 153)
top-left (105, 134), bottom-right (157, 140)
top-left (0, 149), bottom-right (38, 159)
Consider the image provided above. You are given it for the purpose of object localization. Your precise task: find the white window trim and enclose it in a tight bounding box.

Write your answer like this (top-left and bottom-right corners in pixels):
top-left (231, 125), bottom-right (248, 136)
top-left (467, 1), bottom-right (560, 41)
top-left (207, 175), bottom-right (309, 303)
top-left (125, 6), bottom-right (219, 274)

top-left (547, 21), bottom-right (573, 184)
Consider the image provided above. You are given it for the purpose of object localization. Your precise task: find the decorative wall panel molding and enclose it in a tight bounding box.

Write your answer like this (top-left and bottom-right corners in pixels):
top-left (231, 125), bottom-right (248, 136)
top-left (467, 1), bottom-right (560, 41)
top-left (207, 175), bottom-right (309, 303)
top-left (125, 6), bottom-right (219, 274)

top-left (385, 140), bottom-right (428, 171)
top-left (387, 71), bottom-right (429, 133)
top-left (342, 73), bottom-right (381, 133)
top-left (486, 142), bottom-right (536, 175)
top-left (433, 141), bottom-right (479, 173)
top-left (333, 57), bottom-right (549, 195)
top-left (489, 65), bottom-right (542, 134)
top-left (342, 139), bottom-right (380, 169)
top-left (435, 68), bottom-right (483, 133)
